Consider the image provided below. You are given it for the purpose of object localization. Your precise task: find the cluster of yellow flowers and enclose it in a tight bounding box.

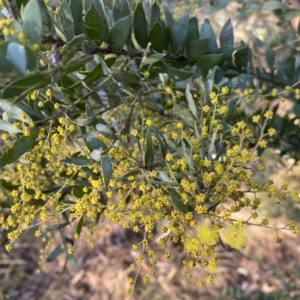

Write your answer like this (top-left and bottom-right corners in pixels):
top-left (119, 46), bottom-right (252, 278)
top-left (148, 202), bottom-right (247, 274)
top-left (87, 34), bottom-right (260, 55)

top-left (0, 83), bottom-right (299, 294)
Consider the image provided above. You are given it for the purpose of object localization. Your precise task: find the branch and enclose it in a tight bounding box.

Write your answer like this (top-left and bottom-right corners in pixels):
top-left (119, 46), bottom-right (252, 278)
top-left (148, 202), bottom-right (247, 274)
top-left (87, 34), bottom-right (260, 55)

top-left (0, 30), bottom-right (297, 88)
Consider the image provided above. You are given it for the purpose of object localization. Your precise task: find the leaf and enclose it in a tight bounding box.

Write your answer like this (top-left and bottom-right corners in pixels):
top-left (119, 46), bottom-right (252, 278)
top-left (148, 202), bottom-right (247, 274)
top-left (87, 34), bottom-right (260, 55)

top-left (73, 186), bottom-right (85, 198)
top-left (142, 53), bottom-right (166, 66)
top-left (215, 133), bottom-right (224, 160)
top-left (0, 99), bottom-right (32, 123)
top-left (60, 0), bottom-right (75, 41)
top-left (25, 45), bottom-right (38, 71)
top-left (70, 0), bottom-right (84, 35)
top-left (170, 14), bottom-right (189, 56)
top-left (145, 131), bottom-right (154, 165)
top-left (234, 46), bottom-right (249, 69)
top-left (0, 41), bottom-right (13, 72)
top-left (148, 22), bottom-right (165, 53)
top-left (266, 47), bottom-right (275, 71)
top-left (0, 120), bottom-right (22, 133)
top-left (64, 55), bottom-right (94, 74)
top-left (113, 72), bottom-right (139, 84)
top-left (186, 17), bottom-right (199, 45)
top-left (113, 0), bottom-right (131, 22)
top-left (208, 130), bottom-right (217, 160)
top-left (134, 2), bottom-right (148, 48)
top-left (0, 128), bottom-right (40, 168)
top-left (23, 0), bottom-right (42, 43)
top-left (45, 222), bottom-right (70, 233)
top-left (220, 19), bottom-right (233, 47)
top-left (187, 38), bottom-right (210, 62)
top-left (165, 63), bottom-right (194, 81)
top-left (90, 0), bottom-right (109, 42)
top-left (96, 123), bottom-right (116, 138)
top-left (169, 188), bottom-right (193, 214)
top-left (185, 84), bottom-right (197, 119)
top-left (163, 5), bottom-right (174, 27)
top-left (61, 34), bottom-right (86, 65)
top-left (163, 26), bottom-right (170, 51)
top-left (46, 245), bottom-right (65, 262)
top-left (217, 45), bottom-right (235, 61)
top-left (7, 42), bottom-right (27, 75)
top-left (157, 171), bottom-right (174, 184)
top-left (36, 0), bottom-right (52, 33)
top-left (174, 104), bottom-right (194, 127)
top-left (16, 0), bottom-right (29, 9)
top-left (261, 1), bottom-right (287, 11)
top-left (200, 18), bottom-right (218, 53)
top-left (198, 54), bottom-right (224, 76)
top-left (84, 64), bottom-right (103, 84)
top-left (85, 5), bottom-right (105, 43)
top-left (152, 127), bottom-right (167, 158)
top-left (3, 74), bottom-right (51, 100)
top-left (150, 0), bottom-right (161, 29)
top-left (76, 216), bottom-right (84, 237)
top-left (120, 110), bottom-right (132, 137)
top-left (102, 155), bottom-right (113, 190)
top-left (91, 149), bottom-right (102, 162)
top-left (108, 15), bottom-right (132, 51)
top-left (61, 152), bottom-right (91, 166)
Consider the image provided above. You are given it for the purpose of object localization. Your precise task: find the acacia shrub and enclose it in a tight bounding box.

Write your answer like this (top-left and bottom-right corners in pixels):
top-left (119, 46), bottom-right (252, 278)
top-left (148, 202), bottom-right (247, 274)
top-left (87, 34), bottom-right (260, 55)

top-left (0, 0), bottom-right (299, 295)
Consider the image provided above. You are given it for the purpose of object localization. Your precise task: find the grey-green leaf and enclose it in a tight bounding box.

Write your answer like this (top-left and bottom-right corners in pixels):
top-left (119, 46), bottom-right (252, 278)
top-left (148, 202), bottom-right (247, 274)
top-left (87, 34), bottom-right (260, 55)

top-left (61, 152), bottom-right (91, 166)
top-left (85, 5), bottom-right (105, 43)
top-left (0, 41), bottom-right (13, 72)
top-left (37, 0), bottom-right (52, 33)
top-left (198, 54), bottom-right (224, 75)
top-left (145, 131), bottom-right (154, 165)
top-left (0, 99), bottom-right (32, 123)
top-left (174, 104), bottom-right (194, 127)
top-left (200, 18), bottom-right (218, 53)
top-left (186, 17), bottom-right (199, 45)
top-left (234, 46), bottom-right (249, 69)
top-left (148, 22), bottom-right (165, 53)
top-left (7, 42), bottom-right (27, 75)
top-left (219, 19), bottom-right (233, 47)
top-left (2, 73), bottom-right (51, 99)
top-left (187, 38), bottom-right (210, 62)
top-left (0, 128), bottom-right (40, 168)
top-left (150, 0), bottom-right (161, 29)
top-left (134, 2), bottom-right (148, 48)
top-left (64, 55), bottom-right (94, 74)
top-left (266, 47), bottom-right (275, 71)
top-left (169, 188), bottom-right (193, 214)
top-left (170, 14), bottom-right (189, 56)
top-left (46, 245), bottom-right (65, 262)
top-left (84, 64), bottom-right (103, 84)
top-left (70, 0), bottom-right (84, 35)
top-left (76, 216), bottom-right (84, 237)
top-left (113, 0), bottom-right (131, 22)
top-left (0, 120), bottom-right (22, 134)
top-left (142, 53), bottom-right (165, 67)
top-left (165, 64), bottom-right (194, 81)
top-left (108, 15), bottom-right (132, 51)
top-left (24, 0), bottom-right (42, 43)
top-left (185, 84), bottom-right (198, 119)
top-left (60, 0), bottom-right (75, 41)
top-left (90, 0), bottom-right (109, 41)
top-left (102, 155), bottom-right (113, 190)
top-left (163, 5), bottom-right (174, 27)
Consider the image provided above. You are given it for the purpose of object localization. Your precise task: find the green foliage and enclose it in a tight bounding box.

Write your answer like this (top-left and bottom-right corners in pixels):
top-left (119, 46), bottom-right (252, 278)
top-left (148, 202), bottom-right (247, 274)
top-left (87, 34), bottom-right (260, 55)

top-left (0, 0), bottom-right (300, 297)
